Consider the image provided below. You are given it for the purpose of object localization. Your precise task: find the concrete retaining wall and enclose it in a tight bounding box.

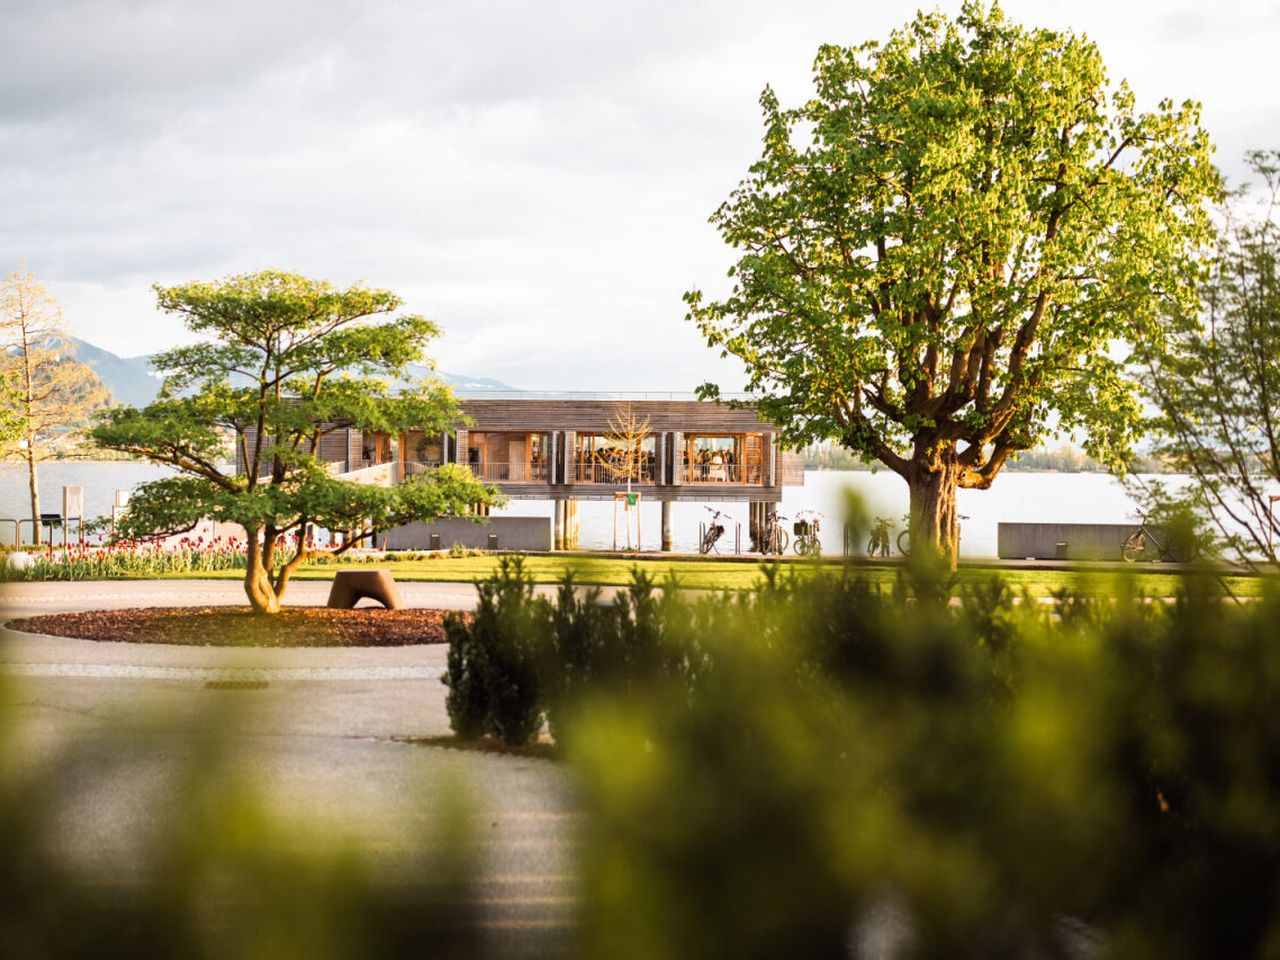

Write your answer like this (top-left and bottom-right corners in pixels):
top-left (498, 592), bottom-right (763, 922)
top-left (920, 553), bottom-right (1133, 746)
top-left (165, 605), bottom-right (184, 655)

top-left (379, 516), bottom-right (552, 552)
top-left (997, 522), bottom-right (1150, 561)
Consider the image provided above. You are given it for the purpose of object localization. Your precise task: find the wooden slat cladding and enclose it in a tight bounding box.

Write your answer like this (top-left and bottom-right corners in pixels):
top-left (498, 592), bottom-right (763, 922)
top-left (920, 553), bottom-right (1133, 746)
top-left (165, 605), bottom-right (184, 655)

top-left (779, 450), bottom-right (806, 486)
top-left (457, 399), bottom-right (774, 433)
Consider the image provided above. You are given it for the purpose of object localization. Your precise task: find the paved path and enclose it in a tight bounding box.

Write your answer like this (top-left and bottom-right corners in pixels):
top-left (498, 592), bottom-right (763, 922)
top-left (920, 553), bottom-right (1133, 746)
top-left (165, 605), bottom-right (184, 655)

top-left (0, 579), bottom-right (577, 953)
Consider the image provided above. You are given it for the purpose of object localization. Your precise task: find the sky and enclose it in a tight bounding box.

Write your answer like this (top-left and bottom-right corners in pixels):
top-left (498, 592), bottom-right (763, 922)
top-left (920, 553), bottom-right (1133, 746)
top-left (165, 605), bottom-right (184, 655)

top-left (3, 0), bottom-right (1278, 390)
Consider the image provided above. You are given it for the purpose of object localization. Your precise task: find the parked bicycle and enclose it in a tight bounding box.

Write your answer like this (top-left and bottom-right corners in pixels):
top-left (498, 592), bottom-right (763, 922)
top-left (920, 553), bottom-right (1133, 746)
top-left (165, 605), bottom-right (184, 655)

top-left (897, 513), bottom-right (969, 557)
top-left (1122, 514), bottom-right (1195, 563)
top-left (792, 510), bottom-right (823, 557)
top-left (699, 507), bottom-right (729, 555)
top-left (760, 509), bottom-right (790, 556)
top-left (867, 516), bottom-right (892, 558)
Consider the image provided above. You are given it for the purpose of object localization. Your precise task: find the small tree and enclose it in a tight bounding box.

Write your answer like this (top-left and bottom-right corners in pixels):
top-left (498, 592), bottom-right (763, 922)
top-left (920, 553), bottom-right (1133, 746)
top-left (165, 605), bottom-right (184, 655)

top-left (685, 3), bottom-right (1219, 566)
top-left (595, 403), bottom-right (651, 549)
top-left (92, 270), bottom-right (502, 613)
top-left (594, 403), bottom-right (652, 492)
top-left (0, 267), bottom-right (111, 537)
top-left (1136, 151), bottom-right (1280, 568)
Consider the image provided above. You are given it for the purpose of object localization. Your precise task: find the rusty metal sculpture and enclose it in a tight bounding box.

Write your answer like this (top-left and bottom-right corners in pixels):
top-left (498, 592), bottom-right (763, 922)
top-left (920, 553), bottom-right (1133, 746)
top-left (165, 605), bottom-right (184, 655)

top-left (326, 570), bottom-right (403, 610)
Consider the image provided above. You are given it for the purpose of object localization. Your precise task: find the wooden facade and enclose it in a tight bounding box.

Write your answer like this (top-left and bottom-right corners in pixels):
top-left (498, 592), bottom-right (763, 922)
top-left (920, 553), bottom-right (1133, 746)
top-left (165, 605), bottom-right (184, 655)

top-left (237, 398), bottom-right (804, 550)
top-left (415, 399), bottom-right (802, 503)
top-left (237, 399), bottom-right (805, 504)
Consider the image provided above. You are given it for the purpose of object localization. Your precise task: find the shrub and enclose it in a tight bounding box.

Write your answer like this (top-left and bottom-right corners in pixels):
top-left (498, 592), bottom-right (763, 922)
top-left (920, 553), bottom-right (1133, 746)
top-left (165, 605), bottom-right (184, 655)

top-left (441, 555), bottom-right (546, 746)
top-left (441, 612), bottom-right (488, 740)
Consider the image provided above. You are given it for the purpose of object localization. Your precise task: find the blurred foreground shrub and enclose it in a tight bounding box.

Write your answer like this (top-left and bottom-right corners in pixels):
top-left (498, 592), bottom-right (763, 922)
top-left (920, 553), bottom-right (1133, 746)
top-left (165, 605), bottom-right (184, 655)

top-left (449, 558), bottom-right (1280, 958)
top-left (0, 691), bottom-right (486, 960)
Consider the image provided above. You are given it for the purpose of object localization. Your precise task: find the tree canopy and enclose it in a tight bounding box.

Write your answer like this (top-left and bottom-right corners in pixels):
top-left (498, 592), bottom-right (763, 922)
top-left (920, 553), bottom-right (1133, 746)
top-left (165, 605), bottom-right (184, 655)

top-left (93, 270), bottom-right (500, 613)
top-left (685, 2), bottom-right (1220, 562)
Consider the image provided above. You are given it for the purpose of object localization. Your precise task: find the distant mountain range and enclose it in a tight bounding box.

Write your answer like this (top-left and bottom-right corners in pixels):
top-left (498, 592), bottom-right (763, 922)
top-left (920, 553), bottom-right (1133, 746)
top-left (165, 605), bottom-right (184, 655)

top-left (66, 338), bottom-right (520, 406)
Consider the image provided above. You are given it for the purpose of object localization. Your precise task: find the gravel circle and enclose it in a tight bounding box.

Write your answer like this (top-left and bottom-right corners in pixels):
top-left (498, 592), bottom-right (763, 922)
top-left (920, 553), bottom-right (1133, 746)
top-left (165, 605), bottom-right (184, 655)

top-left (6, 606), bottom-right (463, 647)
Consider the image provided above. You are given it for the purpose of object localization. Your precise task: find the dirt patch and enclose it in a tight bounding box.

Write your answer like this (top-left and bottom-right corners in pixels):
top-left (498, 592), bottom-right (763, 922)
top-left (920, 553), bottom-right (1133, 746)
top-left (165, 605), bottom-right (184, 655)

top-left (6, 606), bottom-right (464, 647)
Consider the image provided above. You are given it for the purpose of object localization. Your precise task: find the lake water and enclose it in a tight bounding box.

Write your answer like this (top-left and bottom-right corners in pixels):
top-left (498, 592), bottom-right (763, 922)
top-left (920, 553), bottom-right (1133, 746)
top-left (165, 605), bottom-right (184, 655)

top-left (0, 461), bottom-right (1180, 557)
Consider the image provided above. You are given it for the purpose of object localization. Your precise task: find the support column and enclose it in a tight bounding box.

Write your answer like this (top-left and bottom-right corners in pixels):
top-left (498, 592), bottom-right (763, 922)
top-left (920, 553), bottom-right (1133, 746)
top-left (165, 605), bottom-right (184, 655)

top-left (661, 500), bottom-right (673, 552)
top-left (749, 501), bottom-right (766, 553)
top-left (564, 499), bottom-right (580, 550)
top-left (554, 499), bottom-right (565, 551)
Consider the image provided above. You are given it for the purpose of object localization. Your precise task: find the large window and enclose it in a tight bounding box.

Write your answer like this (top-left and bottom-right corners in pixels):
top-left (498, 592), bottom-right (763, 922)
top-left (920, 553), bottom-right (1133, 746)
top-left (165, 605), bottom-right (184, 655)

top-left (466, 432), bottom-right (549, 482)
top-left (684, 433), bottom-right (764, 483)
top-left (574, 434), bottom-right (656, 484)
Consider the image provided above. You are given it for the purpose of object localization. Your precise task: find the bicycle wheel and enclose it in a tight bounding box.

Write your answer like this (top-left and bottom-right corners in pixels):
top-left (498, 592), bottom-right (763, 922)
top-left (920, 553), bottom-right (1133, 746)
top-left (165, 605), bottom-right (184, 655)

top-left (897, 530), bottom-right (911, 556)
top-left (1164, 538), bottom-right (1195, 564)
top-left (778, 529), bottom-right (790, 554)
top-left (1121, 534), bottom-right (1145, 563)
top-left (700, 527), bottom-right (715, 555)
top-left (794, 536), bottom-right (812, 557)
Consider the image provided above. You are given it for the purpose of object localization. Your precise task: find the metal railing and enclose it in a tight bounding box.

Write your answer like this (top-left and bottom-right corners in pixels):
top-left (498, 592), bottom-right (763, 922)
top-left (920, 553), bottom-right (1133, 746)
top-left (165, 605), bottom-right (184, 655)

top-left (462, 460), bottom-right (550, 483)
top-left (574, 460), bottom-right (656, 484)
top-left (456, 389), bottom-right (758, 401)
top-left (397, 459), bottom-right (443, 482)
top-left (684, 461), bottom-right (764, 484)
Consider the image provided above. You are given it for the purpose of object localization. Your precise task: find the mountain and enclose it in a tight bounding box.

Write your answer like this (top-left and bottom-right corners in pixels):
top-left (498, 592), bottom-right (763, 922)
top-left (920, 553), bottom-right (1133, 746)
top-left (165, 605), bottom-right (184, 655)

top-left (68, 338), bottom-right (162, 408)
top-left (67, 338), bottom-right (522, 404)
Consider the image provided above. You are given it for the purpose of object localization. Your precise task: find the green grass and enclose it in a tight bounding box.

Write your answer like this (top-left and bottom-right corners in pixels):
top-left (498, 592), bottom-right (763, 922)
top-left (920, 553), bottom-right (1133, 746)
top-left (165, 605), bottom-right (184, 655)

top-left (157, 553), bottom-right (1274, 598)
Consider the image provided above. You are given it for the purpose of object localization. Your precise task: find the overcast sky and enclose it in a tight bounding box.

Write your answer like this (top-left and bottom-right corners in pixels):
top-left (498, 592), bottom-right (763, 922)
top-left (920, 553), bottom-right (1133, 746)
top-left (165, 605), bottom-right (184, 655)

top-left (3, 0), bottom-right (1277, 390)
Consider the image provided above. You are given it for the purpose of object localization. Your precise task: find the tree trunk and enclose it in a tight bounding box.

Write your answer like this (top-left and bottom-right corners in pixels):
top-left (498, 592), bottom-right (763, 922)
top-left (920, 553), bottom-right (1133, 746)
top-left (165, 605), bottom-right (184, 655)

top-left (243, 530), bottom-right (282, 614)
top-left (907, 442), bottom-right (961, 569)
top-left (25, 444), bottom-right (40, 546)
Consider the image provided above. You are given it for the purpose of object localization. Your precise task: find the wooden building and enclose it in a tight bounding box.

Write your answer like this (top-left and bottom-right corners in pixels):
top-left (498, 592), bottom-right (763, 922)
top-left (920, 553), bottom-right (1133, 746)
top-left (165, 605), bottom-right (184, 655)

top-left (240, 398), bottom-right (805, 550)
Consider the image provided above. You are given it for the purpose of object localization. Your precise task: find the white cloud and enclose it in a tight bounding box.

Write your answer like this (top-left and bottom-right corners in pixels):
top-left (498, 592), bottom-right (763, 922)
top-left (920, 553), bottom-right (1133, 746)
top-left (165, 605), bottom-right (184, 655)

top-left (2, 0), bottom-right (1276, 386)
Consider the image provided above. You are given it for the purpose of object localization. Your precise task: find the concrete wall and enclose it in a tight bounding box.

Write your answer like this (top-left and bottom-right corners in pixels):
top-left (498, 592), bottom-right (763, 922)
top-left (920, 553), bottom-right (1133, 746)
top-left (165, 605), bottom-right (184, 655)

top-left (379, 516), bottom-right (553, 552)
top-left (997, 522), bottom-right (1149, 561)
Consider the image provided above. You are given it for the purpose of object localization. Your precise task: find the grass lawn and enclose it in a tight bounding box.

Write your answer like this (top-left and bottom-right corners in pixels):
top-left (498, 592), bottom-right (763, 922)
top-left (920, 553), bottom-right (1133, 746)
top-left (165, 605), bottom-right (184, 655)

top-left (163, 554), bottom-right (1274, 598)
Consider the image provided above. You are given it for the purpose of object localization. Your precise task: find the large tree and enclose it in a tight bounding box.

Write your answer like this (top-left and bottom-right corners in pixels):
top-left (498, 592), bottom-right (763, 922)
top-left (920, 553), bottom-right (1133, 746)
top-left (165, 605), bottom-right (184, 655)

top-left (685, 2), bottom-right (1219, 564)
top-left (1136, 151), bottom-right (1280, 568)
top-left (0, 267), bottom-right (111, 537)
top-left (92, 270), bottom-right (501, 614)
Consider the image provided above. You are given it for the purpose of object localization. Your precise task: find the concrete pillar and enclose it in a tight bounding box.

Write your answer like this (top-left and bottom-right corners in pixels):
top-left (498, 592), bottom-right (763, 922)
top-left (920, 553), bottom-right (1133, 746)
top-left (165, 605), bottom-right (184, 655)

top-left (661, 500), bottom-right (673, 552)
top-left (564, 499), bottom-right (580, 550)
top-left (553, 499), bottom-right (565, 550)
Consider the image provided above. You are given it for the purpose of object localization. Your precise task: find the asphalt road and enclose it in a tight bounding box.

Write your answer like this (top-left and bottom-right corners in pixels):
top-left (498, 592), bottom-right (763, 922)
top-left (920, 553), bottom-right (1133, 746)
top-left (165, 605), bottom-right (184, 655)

top-left (0, 579), bottom-right (581, 955)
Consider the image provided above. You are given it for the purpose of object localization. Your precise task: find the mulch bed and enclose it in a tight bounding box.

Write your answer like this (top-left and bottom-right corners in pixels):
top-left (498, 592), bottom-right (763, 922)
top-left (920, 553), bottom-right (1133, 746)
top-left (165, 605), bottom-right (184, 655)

top-left (6, 606), bottom-right (464, 648)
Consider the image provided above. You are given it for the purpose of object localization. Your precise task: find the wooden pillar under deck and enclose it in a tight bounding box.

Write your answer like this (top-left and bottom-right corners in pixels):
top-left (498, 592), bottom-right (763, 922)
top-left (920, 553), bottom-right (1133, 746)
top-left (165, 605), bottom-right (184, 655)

top-left (554, 499), bottom-right (565, 551)
top-left (661, 500), bottom-right (673, 552)
top-left (564, 499), bottom-right (580, 550)
top-left (749, 501), bottom-right (767, 553)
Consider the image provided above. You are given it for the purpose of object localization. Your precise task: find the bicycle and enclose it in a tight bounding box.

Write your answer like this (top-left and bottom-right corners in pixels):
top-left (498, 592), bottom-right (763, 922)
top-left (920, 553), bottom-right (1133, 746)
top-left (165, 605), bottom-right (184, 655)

top-left (792, 510), bottom-right (823, 557)
top-left (897, 513), bottom-right (969, 557)
top-left (1122, 514), bottom-right (1195, 563)
top-left (699, 507), bottom-right (729, 555)
top-left (760, 509), bottom-right (790, 556)
top-left (867, 516), bottom-right (892, 558)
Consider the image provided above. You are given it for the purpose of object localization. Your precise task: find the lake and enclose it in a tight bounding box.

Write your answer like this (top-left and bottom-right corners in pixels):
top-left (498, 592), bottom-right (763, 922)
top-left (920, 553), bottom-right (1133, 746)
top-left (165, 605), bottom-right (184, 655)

top-left (0, 461), bottom-right (1179, 557)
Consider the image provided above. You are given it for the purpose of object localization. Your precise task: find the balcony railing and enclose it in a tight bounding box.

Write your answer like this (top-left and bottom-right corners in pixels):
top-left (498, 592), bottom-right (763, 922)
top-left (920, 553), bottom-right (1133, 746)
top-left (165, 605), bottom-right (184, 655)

top-left (574, 460), bottom-right (656, 484)
top-left (397, 460), bottom-right (442, 482)
top-left (684, 461), bottom-right (763, 484)
top-left (466, 460), bottom-right (550, 483)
